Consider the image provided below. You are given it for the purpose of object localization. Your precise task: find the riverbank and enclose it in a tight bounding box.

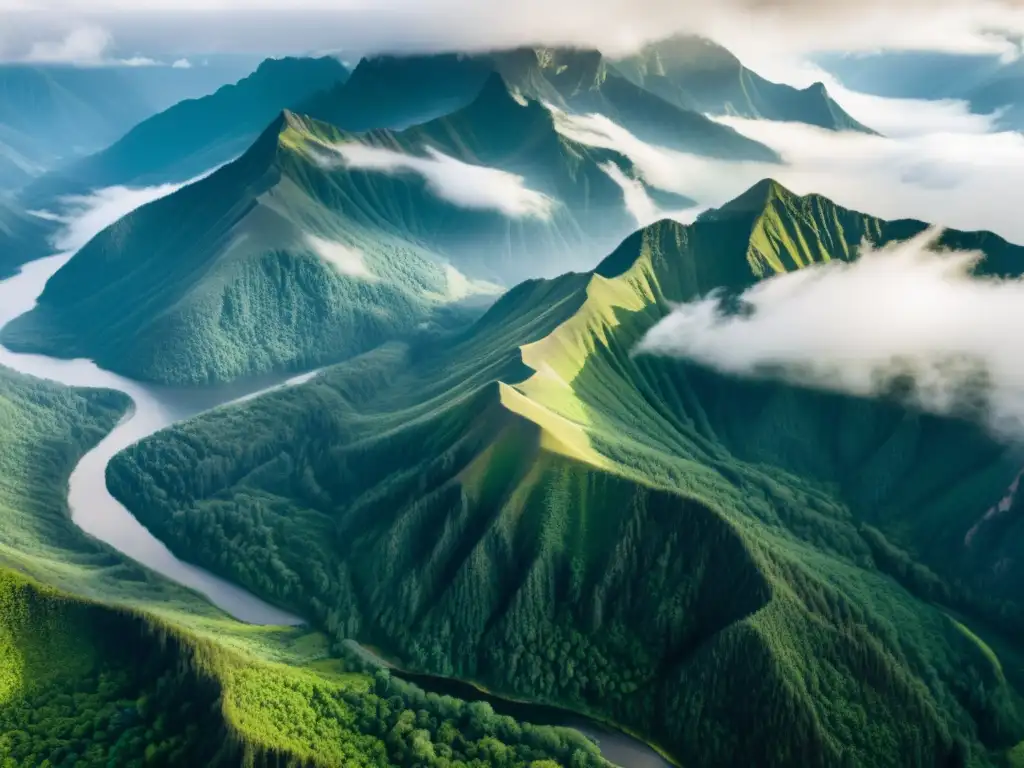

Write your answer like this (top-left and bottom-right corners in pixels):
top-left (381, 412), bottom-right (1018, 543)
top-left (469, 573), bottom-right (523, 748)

top-left (0, 252), bottom-right (304, 625)
top-left (354, 642), bottom-right (678, 768)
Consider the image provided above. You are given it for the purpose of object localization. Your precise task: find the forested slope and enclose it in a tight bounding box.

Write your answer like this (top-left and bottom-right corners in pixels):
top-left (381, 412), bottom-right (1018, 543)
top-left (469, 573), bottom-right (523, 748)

top-left (0, 363), bottom-right (617, 767)
top-left (110, 180), bottom-right (1024, 767)
top-left (2, 76), bottom-right (666, 385)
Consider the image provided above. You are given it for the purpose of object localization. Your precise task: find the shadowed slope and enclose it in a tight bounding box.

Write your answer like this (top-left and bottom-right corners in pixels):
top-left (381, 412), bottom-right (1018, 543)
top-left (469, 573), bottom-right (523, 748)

top-left (615, 36), bottom-right (875, 133)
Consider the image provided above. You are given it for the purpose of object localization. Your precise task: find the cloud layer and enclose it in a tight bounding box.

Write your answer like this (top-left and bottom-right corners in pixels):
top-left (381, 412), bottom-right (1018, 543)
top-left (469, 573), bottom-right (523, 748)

top-left (304, 234), bottom-right (375, 279)
top-left (30, 166), bottom-right (219, 254)
top-left (324, 142), bottom-right (556, 219)
top-left (552, 98), bottom-right (1024, 246)
top-left (636, 228), bottom-right (1024, 440)
top-left (2, 1), bottom-right (1021, 68)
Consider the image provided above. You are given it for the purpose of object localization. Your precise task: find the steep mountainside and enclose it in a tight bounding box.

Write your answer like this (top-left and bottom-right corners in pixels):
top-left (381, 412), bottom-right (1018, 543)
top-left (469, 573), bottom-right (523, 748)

top-left (108, 180), bottom-right (1024, 767)
top-left (490, 47), bottom-right (782, 160)
top-left (21, 57), bottom-right (351, 203)
top-left (0, 363), bottom-right (614, 767)
top-left (301, 53), bottom-right (496, 132)
top-left (0, 60), bottom-right (256, 190)
top-left (307, 48), bottom-right (778, 162)
top-left (2, 77), bottom-right (660, 385)
top-left (616, 36), bottom-right (875, 133)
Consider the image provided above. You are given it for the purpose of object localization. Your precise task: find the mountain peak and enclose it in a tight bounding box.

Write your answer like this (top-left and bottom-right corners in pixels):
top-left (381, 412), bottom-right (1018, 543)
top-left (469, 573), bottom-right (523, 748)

top-left (633, 34), bottom-right (741, 69)
top-left (445, 69), bottom-right (553, 130)
top-left (709, 178), bottom-right (799, 217)
top-left (298, 52), bottom-right (495, 133)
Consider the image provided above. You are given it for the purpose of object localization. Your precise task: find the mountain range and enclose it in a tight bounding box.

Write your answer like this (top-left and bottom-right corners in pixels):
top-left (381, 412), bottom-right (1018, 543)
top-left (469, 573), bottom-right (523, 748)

top-left (0, 362), bottom-right (609, 768)
top-left (0, 57), bottom-right (260, 190)
top-left (2, 75), bottom-right (664, 384)
top-left (3, 30), bottom-right (1014, 768)
top-left (615, 35), bottom-right (875, 132)
top-left (21, 38), bottom-right (875, 212)
top-left (1, 38), bottom-right (886, 387)
top-left (20, 56), bottom-right (351, 203)
top-left (106, 179), bottom-right (1024, 768)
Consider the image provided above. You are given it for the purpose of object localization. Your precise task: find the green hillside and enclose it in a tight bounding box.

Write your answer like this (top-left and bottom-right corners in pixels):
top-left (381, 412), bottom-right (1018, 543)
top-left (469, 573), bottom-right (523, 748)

top-left (108, 180), bottom-right (1024, 767)
top-left (615, 35), bottom-right (875, 133)
top-left (0, 363), bottom-right (620, 767)
top-left (2, 76), bottom-right (675, 385)
top-left (21, 57), bottom-right (351, 204)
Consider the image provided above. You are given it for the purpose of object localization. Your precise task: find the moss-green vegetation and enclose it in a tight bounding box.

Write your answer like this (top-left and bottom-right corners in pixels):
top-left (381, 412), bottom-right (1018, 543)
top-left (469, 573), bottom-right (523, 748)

top-left (109, 180), bottom-right (1024, 767)
top-left (0, 364), bottom-right (616, 766)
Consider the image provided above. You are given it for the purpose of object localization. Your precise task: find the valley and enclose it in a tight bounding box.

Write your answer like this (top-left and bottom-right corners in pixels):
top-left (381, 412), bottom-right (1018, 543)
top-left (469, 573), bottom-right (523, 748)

top-left (0, 242), bottom-right (668, 767)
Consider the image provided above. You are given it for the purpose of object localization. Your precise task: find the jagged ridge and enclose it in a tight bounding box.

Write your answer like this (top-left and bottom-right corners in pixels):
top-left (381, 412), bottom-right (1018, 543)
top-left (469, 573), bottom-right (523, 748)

top-left (107, 180), bottom-right (1024, 767)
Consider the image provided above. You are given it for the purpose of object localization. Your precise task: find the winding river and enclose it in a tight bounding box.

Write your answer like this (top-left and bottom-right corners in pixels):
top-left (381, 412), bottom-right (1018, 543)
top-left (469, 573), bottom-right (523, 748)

top-left (0, 251), bottom-right (304, 625)
top-left (0, 247), bottom-right (672, 767)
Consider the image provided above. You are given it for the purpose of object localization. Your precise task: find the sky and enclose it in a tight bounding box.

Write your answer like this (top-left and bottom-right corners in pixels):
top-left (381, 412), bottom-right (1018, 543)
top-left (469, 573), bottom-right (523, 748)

top-left (1, 0), bottom-right (1022, 73)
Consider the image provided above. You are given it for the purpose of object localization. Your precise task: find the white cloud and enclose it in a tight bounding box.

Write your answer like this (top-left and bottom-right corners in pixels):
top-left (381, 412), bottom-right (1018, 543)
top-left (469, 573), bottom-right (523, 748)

top-left (39, 165), bottom-right (222, 254)
top-left (441, 263), bottom-right (503, 300)
top-left (20, 24), bottom-right (160, 66)
top-left (171, 57), bottom-right (192, 68)
top-left (4, 1), bottom-right (1023, 71)
top-left (304, 234), bottom-right (375, 279)
top-left (713, 116), bottom-right (1024, 244)
top-left (749, 59), bottom-right (1004, 137)
top-left (636, 228), bottom-right (1024, 441)
top-left (322, 142), bottom-right (556, 219)
top-left (120, 55), bottom-right (158, 66)
top-left (553, 100), bottom-right (1024, 246)
top-left (598, 161), bottom-right (698, 227)
top-left (24, 25), bottom-right (113, 65)
top-left (553, 108), bottom-right (769, 208)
